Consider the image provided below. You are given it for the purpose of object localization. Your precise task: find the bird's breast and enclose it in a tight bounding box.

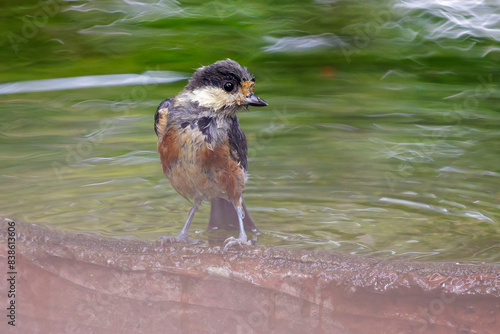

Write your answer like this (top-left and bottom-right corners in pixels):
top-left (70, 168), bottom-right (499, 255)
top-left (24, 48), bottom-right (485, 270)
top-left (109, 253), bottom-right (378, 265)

top-left (158, 124), bottom-right (245, 202)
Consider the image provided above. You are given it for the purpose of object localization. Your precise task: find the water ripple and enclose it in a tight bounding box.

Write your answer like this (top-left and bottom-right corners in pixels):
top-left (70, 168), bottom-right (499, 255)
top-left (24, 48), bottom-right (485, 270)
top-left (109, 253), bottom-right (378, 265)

top-left (0, 71), bottom-right (187, 95)
top-left (263, 33), bottom-right (346, 52)
top-left (66, 0), bottom-right (185, 21)
top-left (379, 197), bottom-right (449, 213)
top-left (84, 151), bottom-right (158, 165)
top-left (396, 0), bottom-right (500, 42)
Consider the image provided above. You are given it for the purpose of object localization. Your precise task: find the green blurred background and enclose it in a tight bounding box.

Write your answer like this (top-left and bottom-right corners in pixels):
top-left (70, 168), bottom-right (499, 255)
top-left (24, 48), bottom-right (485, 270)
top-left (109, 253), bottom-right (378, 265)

top-left (1, 0), bottom-right (499, 262)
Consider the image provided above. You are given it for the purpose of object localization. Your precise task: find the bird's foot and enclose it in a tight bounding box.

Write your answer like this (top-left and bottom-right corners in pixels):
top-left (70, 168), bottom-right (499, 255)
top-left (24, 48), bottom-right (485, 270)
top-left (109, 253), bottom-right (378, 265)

top-left (156, 233), bottom-right (203, 246)
top-left (223, 235), bottom-right (252, 251)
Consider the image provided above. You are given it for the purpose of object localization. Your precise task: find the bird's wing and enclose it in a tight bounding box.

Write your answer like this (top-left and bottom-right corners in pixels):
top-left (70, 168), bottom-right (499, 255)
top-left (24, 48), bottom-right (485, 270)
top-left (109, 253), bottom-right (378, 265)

top-left (154, 97), bottom-right (173, 138)
top-left (227, 115), bottom-right (248, 172)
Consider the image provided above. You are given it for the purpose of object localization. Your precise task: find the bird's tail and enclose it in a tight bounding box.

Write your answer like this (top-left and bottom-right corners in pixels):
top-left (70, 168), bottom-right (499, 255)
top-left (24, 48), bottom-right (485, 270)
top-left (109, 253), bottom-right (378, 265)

top-left (207, 198), bottom-right (259, 232)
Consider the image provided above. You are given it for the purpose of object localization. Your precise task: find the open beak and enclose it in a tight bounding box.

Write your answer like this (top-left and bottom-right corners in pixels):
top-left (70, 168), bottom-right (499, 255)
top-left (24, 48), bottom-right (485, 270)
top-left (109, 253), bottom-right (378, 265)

top-left (244, 94), bottom-right (268, 107)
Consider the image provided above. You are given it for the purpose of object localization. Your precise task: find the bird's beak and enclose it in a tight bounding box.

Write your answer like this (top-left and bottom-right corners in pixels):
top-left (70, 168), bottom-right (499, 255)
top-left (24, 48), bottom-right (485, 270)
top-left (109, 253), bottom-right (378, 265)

top-left (244, 94), bottom-right (268, 107)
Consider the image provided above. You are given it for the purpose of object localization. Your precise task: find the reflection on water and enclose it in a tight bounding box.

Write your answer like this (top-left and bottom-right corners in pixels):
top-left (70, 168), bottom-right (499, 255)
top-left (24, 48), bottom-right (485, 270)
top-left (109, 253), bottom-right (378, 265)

top-left (0, 71), bottom-right (186, 95)
top-left (396, 0), bottom-right (500, 42)
top-left (1, 0), bottom-right (499, 262)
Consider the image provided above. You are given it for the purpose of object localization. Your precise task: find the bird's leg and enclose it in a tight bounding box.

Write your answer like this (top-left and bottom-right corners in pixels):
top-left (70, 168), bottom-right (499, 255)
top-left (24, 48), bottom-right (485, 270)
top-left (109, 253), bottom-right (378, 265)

top-left (223, 204), bottom-right (252, 250)
top-left (158, 201), bottom-right (202, 246)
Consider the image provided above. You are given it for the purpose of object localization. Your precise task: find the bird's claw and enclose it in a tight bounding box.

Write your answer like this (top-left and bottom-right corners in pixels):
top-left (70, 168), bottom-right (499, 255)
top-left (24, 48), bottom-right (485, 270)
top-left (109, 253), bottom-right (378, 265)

top-left (156, 234), bottom-right (203, 246)
top-left (223, 236), bottom-right (252, 251)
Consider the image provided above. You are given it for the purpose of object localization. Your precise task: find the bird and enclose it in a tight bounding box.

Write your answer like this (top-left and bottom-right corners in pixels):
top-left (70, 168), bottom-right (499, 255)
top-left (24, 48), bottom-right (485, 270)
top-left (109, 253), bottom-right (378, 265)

top-left (154, 59), bottom-right (268, 249)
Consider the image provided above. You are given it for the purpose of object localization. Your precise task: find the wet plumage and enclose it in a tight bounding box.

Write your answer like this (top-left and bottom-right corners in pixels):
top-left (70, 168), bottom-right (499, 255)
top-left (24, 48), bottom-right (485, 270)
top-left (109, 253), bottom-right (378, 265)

top-left (154, 59), bottom-right (267, 248)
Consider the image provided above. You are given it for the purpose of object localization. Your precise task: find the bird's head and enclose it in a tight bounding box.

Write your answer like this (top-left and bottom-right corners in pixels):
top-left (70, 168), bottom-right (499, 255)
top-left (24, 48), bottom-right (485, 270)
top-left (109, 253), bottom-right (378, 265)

top-left (181, 59), bottom-right (268, 115)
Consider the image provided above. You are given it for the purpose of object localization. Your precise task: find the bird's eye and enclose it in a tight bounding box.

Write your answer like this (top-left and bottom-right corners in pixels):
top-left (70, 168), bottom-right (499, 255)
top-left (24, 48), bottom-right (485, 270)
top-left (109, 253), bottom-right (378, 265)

top-left (223, 82), bottom-right (234, 92)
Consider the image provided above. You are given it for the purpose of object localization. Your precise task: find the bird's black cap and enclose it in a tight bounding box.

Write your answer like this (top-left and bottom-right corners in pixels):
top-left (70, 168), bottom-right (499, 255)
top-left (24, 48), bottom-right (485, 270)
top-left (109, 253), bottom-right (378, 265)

top-left (185, 59), bottom-right (254, 91)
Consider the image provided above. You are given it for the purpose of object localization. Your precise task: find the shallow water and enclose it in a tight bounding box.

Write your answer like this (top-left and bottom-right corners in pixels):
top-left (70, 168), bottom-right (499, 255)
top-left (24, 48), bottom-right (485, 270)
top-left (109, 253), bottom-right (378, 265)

top-left (1, 0), bottom-right (499, 262)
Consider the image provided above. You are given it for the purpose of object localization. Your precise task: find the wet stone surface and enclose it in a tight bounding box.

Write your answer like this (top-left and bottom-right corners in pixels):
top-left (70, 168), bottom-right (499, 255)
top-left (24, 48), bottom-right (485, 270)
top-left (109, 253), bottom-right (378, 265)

top-left (0, 218), bottom-right (498, 333)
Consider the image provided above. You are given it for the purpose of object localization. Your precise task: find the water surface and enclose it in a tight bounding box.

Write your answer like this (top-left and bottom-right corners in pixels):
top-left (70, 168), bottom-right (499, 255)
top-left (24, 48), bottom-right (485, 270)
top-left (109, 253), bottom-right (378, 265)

top-left (1, 0), bottom-right (499, 262)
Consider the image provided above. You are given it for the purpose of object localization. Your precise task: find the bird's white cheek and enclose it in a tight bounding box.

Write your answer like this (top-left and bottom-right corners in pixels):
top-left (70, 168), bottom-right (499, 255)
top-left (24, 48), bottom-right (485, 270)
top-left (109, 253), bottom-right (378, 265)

top-left (186, 87), bottom-right (235, 110)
